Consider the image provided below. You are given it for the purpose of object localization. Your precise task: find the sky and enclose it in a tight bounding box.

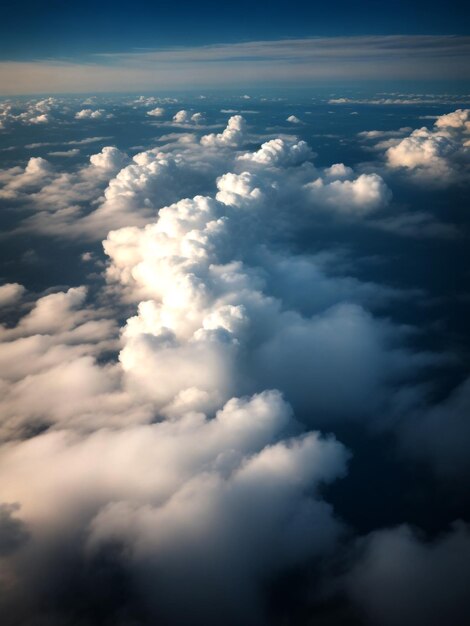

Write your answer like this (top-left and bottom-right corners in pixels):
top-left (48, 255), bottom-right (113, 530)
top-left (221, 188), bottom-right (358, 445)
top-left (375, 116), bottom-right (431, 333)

top-left (0, 1), bottom-right (470, 94)
top-left (1, 3), bottom-right (470, 626)
top-left (1, 0), bottom-right (470, 58)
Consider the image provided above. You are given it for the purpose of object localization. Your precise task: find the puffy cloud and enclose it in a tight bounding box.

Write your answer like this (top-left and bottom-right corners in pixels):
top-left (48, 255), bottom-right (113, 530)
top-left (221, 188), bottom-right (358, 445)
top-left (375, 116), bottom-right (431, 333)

top-left (173, 109), bottom-right (191, 124)
top-left (324, 163), bottom-right (354, 178)
top-left (0, 98), bottom-right (59, 128)
top-left (0, 287), bottom-right (143, 439)
top-left (347, 522), bottom-right (470, 626)
top-left (238, 137), bottom-right (313, 166)
top-left (0, 283), bottom-right (25, 308)
top-left (385, 109), bottom-right (470, 182)
top-left (0, 97), bottom-right (461, 625)
top-left (75, 108), bottom-right (105, 119)
top-left (287, 114), bottom-right (302, 124)
top-left (170, 110), bottom-right (205, 125)
top-left (147, 106), bottom-right (165, 117)
top-left (102, 173), bottom-right (422, 425)
top-left (191, 112), bottom-right (205, 124)
top-left (201, 115), bottom-right (247, 147)
top-left (434, 108), bottom-right (470, 130)
top-left (0, 157), bottom-right (54, 200)
top-left (305, 173), bottom-right (391, 214)
top-left (0, 390), bottom-right (348, 624)
top-left (88, 145), bottom-right (130, 173)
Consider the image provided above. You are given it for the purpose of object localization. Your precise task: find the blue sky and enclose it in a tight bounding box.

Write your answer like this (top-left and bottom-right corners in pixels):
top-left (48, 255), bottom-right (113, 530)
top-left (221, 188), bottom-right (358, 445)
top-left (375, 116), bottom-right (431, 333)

top-left (2, 0), bottom-right (470, 59)
top-left (0, 1), bottom-right (469, 94)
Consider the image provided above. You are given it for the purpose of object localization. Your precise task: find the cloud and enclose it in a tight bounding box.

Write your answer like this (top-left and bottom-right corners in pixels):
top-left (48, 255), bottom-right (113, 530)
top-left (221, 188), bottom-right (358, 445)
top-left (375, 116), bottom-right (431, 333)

top-left (1, 36), bottom-right (469, 94)
top-left (201, 115), bottom-right (247, 147)
top-left (88, 145), bottom-right (130, 172)
top-left (400, 376), bottom-right (470, 479)
top-left (385, 109), bottom-right (470, 183)
top-left (75, 108), bottom-right (105, 119)
top-left (147, 106), bottom-right (165, 117)
top-left (347, 522), bottom-right (470, 626)
top-left (0, 503), bottom-right (29, 557)
top-left (173, 109), bottom-right (191, 124)
top-left (101, 147), bottom-right (426, 425)
top-left (0, 98), bottom-right (59, 128)
top-left (330, 96), bottom-right (468, 105)
top-left (305, 173), bottom-right (390, 214)
top-left (0, 389), bottom-right (348, 624)
top-left (287, 115), bottom-right (302, 124)
top-left (238, 137), bottom-right (313, 166)
top-left (47, 148), bottom-right (80, 157)
top-left (370, 211), bottom-right (460, 239)
top-left (0, 94), bottom-right (465, 625)
top-left (0, 284), bottom-right (25, 308)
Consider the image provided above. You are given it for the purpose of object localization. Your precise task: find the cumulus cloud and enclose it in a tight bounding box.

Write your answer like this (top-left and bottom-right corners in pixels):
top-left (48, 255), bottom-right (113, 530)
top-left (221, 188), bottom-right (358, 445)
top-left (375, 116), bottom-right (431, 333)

top-left (0, 389), bottom-right (348, 624)
top-left (0, 284), bottom-right (25, 308)
top-left (101, 153), bottom-right (424, 425)
top-left (385, 109), bottom-right (470, 182)
top-left (0, 98), bottom-right (59, 129)
top-left (0, 95), bottom-right (465, 626)
top-left (75, 108), bottom-right (105, 119)
top-left (147, 106), bottom-right (165, 117)
top-left (88, 145), bottom-right (129, 172)
top-left (287, 114), bottom-right (302, 124)
top-left (305, 173), bottom-right (390, 214)
top-left (238, 137), bottom-right (313, 166)
top-left (201, 115), bottom-right (247, 147)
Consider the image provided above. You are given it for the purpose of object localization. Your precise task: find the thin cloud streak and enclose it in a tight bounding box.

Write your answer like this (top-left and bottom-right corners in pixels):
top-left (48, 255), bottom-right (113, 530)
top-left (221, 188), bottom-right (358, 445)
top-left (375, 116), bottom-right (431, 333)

top-left (0, 35), bottom-right (469, 95)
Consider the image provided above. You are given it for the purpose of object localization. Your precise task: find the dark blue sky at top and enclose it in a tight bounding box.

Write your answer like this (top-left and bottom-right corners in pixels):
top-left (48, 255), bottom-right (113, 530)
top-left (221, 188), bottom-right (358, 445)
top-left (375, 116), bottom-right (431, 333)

top-left (2, 0), bottom-right (469, 60)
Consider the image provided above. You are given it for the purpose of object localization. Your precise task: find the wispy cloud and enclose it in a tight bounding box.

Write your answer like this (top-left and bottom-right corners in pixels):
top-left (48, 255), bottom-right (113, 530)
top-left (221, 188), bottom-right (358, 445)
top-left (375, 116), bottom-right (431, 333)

top-left (1, 35), bottom-right (469, 95)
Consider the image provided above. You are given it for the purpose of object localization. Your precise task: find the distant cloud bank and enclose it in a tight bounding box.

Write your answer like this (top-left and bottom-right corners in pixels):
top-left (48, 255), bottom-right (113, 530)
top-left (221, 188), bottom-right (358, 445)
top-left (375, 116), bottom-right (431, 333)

top-left (0, 35), bottom-right (469, 94)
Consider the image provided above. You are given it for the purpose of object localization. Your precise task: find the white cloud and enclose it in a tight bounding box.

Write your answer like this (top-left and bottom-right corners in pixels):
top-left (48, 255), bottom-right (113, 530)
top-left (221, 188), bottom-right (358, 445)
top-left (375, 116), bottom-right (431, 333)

top-left (172, 109), bottom-right (191, 124)
top-left (0, 283), bottom-right (25, 308)
top-left (305, 173), bottom-right (391, 214)
top-left (201, 115), bottom-right (247, 147)
top-left (238, 137), bottom-right (313, 166)
top-left (385, 109), bottom-right (470, 183)
top-left (147, 106), bottom-right (165, 117)
top-left (75, 108), bottom-right (105, 119)
top-left (0, 99), bottom-right (456, 625)
top-left (287, 114), bottom-right (302, 124)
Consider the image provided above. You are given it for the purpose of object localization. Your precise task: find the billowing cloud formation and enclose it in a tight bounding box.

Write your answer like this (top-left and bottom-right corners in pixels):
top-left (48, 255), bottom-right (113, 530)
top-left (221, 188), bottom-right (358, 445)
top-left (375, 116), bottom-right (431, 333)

top-left (238, 137), bottom-right (313, 166)
top-left (0, 283), bottom-right (351, 624)
top-left (0, 114), bottom-right (393, 239)
top-left (201, 114), bottom-right (247, 147)
top-left (385, 109), bottom-right (470, 182)
top-left (0, 104), bottom-right (468, 625)
top-left (0, 98), bottom-right (58, 129)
